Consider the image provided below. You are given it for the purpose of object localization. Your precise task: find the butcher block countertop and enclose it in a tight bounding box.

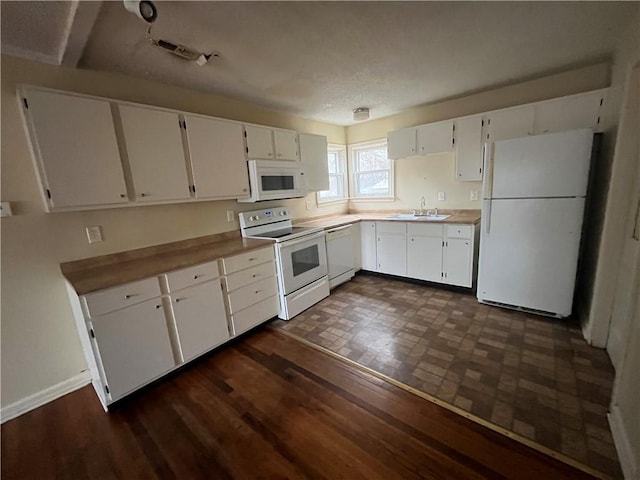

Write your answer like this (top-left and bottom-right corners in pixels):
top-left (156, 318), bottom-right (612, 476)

top-left (295, 210), bottom-right (482, 230)
top-left (61, 232), bottom-right (275, 296)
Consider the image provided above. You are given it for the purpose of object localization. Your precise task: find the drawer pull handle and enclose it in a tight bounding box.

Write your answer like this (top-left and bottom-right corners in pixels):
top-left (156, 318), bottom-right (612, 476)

top-left (124, 294), bottom-right (138, 299)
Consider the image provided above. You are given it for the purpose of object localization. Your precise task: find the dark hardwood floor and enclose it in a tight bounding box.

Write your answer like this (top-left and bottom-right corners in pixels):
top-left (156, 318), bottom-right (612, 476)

top-left (2, 327), bottom-right (600, 479)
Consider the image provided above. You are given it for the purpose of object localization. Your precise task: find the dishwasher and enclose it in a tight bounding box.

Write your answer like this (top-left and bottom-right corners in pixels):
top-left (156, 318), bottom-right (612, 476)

top-left (326, 224), bottom-right (355, 289)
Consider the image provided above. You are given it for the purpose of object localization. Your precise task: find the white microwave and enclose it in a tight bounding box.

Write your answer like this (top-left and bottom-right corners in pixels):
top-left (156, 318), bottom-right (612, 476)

top-left (239, 160), bottom-right (306, 202)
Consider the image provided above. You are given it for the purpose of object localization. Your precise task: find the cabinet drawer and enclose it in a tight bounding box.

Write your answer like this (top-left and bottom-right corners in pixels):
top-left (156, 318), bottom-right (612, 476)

top-left (221, 246), bottom-right (274, 275)
top-left (446, 225), bottom-right (473, 239)
top-left (231, 295), bottom-right (280, 336)
top-left (227, 276), bottom-right (278, 314)
top-left (376, 221), bottom-right (407, 234)
top-left (84, 278), bottom-right (160, 317)
top-left (407, 223), bottom-right (443, 237)
top-left (166, 260), bottom-right (220, 292)
top-left (225, 261), bottom-right (276, 292)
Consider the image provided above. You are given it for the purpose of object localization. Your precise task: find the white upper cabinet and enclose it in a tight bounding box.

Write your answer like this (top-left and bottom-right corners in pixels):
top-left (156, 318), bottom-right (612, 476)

top-left (299, 133), bottom-right (329, 192)
top-left (417, 120), bottom-right (454, 155)
top-left (484, 105), bottom-right (535, 142)
top-left (118, 105), bottom-right (191, 202)
top-left (533, 91), bottom-right (604, 134)
top-left (454, 115), bottom-right (484, 182)
top-left (273, 129), bottom-right (300, 161)
top-left (387, 127), bottom-right (417, 159)
top-left (244, 125), bottom-right (299, 161)
top-left (183, 115), bottom-right (249, 199)
top-left (22, 88), bottom-right (128, 210)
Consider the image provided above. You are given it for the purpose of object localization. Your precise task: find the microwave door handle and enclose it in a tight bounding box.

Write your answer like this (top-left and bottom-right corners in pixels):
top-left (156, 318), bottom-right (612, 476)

top-left (279, 231), bottom-right (325, 247)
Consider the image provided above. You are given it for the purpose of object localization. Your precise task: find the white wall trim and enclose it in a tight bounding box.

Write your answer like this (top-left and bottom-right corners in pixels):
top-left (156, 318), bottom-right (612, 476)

top-left (609, 407), bottom-right (638, 479)
top-left (1, 371), bottom-right (91, 424)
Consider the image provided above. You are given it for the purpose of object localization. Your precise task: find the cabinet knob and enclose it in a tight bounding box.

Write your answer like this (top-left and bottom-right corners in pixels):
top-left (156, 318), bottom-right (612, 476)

top-left (124, 294), bottom-right (138, 299)
top-left (155, 305), bottom-right (161, 309)
top-left (120, 194), bottom-right (126, 198)
top-left (193, 275), bottom-right (200, 279)
top-left (254, 290), bottom-right (261, 294)
top-left (248, 257), bottom-right (256, 261)
top-left (139, 193), bottom-right (148, 197)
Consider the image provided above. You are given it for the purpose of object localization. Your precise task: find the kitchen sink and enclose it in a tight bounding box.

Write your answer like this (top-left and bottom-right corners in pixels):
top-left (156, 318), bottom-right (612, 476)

top-left (386, 213), bottom-right (451, 221)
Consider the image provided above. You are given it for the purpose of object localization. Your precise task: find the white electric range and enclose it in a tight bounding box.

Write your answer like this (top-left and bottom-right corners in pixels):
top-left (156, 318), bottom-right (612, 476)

top-left (239, 207), bottom-right (329, 320)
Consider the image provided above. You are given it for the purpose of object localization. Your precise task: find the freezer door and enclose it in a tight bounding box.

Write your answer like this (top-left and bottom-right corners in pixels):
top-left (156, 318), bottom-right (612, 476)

top-left (485, 129), bottom-right (593, 199)
top-left (477, 197), bottom-right (585, 317)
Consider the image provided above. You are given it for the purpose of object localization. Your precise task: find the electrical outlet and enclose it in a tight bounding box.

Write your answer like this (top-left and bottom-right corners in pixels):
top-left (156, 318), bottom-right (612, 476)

top-left (305, 199), bottom-right (314, 210)
top-left (470, 191), bottom-right (479, 201)
top-left (0, 201), bottom-right (13, 217)
top-left (226, 210), bottom-right (235, 222)
top-left (437, 192), bottom-right (446, 201)
top-left (85, 226), bottom-right (103, 244)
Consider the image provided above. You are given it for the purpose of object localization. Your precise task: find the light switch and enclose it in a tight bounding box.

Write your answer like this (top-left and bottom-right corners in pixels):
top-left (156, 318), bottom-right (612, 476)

top-left (86, 226), bottom-right (103, 244)
top-left (470, 191), bottom-right (479, 201)
top-left (437, 192), bottom-right (446, 201)
top-left (226, 210), bottom-right (235, 222)
top-left (305, 199), bottom-right (314, 210)
top-left (0, 201), bottom-right (13, 217)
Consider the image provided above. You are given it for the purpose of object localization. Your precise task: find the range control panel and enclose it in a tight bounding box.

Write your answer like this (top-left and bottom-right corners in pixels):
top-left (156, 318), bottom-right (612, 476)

top-left (238, 207), bottom-right (290, 229)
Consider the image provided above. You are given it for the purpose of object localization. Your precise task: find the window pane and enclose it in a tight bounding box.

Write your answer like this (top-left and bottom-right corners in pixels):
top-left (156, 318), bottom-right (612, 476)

top-left (356, 171), bottom-right (389, 196)
top-left (327, 152), bottom-right (338, 174)
top-left (356, 147), bottom-right (389, 172)
top-left (318, 174), bottom-right (343, 200)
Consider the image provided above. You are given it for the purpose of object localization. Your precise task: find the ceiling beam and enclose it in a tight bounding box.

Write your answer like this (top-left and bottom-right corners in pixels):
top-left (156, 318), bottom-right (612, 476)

top-left (61, 1), bottom-right (103, 67)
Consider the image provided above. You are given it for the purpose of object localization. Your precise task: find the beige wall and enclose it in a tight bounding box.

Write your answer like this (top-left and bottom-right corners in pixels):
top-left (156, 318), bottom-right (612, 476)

top-left (0, 55), bottom-right (347, 408)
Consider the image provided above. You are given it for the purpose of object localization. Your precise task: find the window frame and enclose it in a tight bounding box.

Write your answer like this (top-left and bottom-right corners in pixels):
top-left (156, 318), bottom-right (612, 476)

top-left (316, 144), bottom-right (348, 205)
top-left (349, 139), bottom-right (395, 201)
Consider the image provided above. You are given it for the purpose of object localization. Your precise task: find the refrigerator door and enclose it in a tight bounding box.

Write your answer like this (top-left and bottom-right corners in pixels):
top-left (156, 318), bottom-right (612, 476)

top-left (477, 197), bottom-right (585, 317)
top-left (484, 129), bottom-right (593, 199)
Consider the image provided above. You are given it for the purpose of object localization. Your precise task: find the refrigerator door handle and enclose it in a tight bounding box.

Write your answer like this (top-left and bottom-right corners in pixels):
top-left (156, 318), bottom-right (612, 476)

top-left (485, 200), bottom-right (492, 235)
top-left (483, 142), bottom-right (495, 200)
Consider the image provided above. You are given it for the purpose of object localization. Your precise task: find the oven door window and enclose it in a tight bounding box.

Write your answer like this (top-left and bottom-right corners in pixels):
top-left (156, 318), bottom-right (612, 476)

top-left (291, 245), bottom-right (320, 276)
top-left (261, 175), bottom-right (294, 191)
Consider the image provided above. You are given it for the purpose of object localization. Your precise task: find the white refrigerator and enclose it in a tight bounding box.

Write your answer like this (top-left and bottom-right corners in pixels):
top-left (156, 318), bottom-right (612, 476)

top-left (477, 129), bottom-right (594, 318)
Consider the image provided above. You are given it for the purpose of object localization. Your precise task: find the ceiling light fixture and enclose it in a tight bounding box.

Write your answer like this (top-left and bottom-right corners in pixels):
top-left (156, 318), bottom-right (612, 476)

top-left (353, 107), bottom-right (370, 122)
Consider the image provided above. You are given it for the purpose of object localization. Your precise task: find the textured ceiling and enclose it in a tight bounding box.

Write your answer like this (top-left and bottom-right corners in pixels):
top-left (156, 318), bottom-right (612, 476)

top-left (2, 1), bottom-right (638, 125)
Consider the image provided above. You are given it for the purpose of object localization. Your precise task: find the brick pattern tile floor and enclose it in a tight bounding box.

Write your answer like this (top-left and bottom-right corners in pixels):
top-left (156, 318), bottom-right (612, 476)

top-left (271, 273), bottom-right (621, 478)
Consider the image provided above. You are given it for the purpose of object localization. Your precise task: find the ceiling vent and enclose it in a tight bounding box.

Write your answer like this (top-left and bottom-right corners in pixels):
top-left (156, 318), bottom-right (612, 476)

top-left (353, 107), bottom-right (370, 122)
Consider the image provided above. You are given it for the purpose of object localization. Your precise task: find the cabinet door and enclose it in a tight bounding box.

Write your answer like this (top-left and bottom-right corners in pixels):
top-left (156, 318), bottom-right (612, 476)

top-left (387, 127), bottom-right (416, 159)
top-left (377, 233), bottom-right (406, 276)
top-left (171, 280), bottom-right (229, 362)
top-left (184, 115), bottom-right (249, 199)
top-left (417, 121), bottom-right (454, 155)
top-left (245, 125), bottom-right (274, 159)
top-left (485, 106), bottom-right (535, 142)
top-left (360, 221), bottom-right (377, 271)
top-left (119, 105), bottom-right (190, 202)
top-left (273, 129), bottom-right (299, 161)
top-left (24, 89), bottom-right (128, 209)
top-left (299, 133), bottom-right (329, 191)
top-left (443, 238), bottom-right (472, 287)
top-left (454, 116), bottom-right (483, 181)
top-left (407, 235), bottom-right (443, 282)
top-left (91, 298), bottom-right (175, 401)
top-left (534, 92), bottom-right (604, 134)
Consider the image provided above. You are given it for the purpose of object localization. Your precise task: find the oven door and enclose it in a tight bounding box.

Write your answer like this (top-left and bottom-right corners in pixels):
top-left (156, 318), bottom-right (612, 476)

top-left (247, 160), bottom-right (306, 201)
top-left (277, 232), bottom-right (328, 295)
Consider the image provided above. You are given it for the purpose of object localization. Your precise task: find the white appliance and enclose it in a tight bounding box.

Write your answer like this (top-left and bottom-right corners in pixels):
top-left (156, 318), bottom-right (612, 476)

top-left (238, 160), bottom-right (306, 202)
top-left (326, 224), bottom-right (355, 288)
top-left (239, 207), bottom-right (329, 320)
top-left (477, 129), bottom-right (594, 318)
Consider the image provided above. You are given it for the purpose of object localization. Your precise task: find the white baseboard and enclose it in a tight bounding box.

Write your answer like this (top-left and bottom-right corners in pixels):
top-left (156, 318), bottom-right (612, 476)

top-left (1, 371), bottom-right (91, 424)
top-left (609, 406), bottom-right (638, 479)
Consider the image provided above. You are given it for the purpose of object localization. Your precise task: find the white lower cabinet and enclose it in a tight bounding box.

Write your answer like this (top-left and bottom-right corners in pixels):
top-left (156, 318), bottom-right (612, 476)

top-left (221, 246), bottom-right (280, 336)
top-left (363, 221), bottom-right (477, 288)
top-left (170, 280), bottom-right (229, 362)
top-left (77, 246), bottom-right (279, 409)
top-left (377, 222), bottom-right (407, 276)
top-left (360, 221), bottom-right (378, 271)
top-left (88, 294), bottom-right (175, 402)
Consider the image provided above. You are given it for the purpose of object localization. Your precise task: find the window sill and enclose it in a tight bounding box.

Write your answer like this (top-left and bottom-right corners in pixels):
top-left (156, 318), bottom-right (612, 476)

top-left (316, 198), bottom-right (348, 206)
top-left (349, 197), bottom-right (396, 203)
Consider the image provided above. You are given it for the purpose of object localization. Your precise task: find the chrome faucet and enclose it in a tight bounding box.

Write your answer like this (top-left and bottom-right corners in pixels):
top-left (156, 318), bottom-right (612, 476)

top-left (420, 196), bottom-right (426, 215)
top-left (427, 207), bottom-right (438, 216)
